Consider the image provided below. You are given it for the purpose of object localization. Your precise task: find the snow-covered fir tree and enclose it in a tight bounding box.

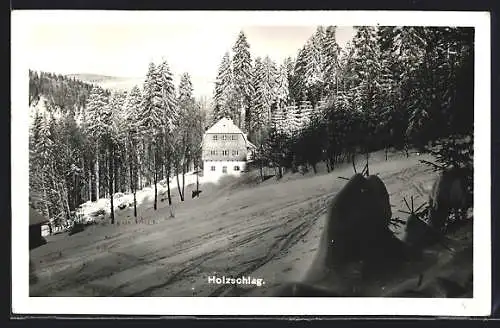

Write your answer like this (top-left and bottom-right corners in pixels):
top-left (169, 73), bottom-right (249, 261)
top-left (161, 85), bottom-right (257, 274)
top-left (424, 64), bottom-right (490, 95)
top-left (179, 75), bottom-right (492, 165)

top-left (249, 57), bottom-right (266, 141)
top-left (139, 62), bottom-right (165, 135)
top-left (213, 52), bottom-right (234, 123)
top-left (290, 45), bottom-right (308, 104)
top-left (260, 56), bottom-right (278, 125)
top-left (275, 63), bottom-right (290, 109)
top-left (304, 27), bottom-right (325, 93)
top-left (232, 31), bottom-right (254, 130)
top-left (321, 26), bottom-right (341, 97)
top-left (85, 86), bottom-right (110, 140)
top-left (350, 26), bottom-right (380, 112)
top-left (157, 60), bottom-right (178, 132)
top-left (124, 86), bottom-right (142, 128)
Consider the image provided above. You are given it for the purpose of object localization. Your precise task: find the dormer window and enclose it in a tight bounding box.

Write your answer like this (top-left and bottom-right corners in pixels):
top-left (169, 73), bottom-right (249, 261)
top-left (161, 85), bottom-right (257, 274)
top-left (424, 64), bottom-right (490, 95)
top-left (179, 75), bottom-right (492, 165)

top-left (212, 135), bottom-right (218, 141)
top-left (222, 150), bottom-right (229, 156)
top-left (232, 150), bottom-right (239, 156)
top-left (210, 150), bottom-right (217, 156)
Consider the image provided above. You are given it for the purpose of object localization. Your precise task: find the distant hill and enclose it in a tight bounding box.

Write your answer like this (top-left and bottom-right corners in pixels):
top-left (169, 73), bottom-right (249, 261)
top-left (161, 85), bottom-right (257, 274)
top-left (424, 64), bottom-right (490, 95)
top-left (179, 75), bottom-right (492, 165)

top-left (65, 73), bottom-right (143, 92)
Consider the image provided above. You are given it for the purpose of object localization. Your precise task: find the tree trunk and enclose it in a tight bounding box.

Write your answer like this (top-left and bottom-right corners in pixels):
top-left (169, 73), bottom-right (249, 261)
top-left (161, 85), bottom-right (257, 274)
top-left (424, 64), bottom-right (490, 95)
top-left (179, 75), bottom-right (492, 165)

top-left (153, 145), bottom-right (158, 211)
top-left (259, 160), bottom-right (264, 182)
top-left (139, 159), bottom-right (143, 190)
top-left (167, 169), bottom-right (172, 206)
top-left (181, 161), bottom-right (186, 202)
top-left (109, 143), bottom-right (115, 224)
top-left (52, 163), bottom-right (71, 222)
top-left (104, 155), bottom-right (109, 198)
top-left (41, 176), bottom-right (50, 219)
top-left (95, 145), bottom-right (99, 200)
top-left (41, 177), bottom-right (52, 234)
top-left (196, 166), bottom-right (199, 195)
top-left (63, 182), bottom-right (71, 220)
top-left (128, 143), bottom-right (137, 221)
top-left (88, 167), bottom-right (92, 202)
top-left (58, 181), bottom-right (70, 222)
top-left (133, 191), bottom-right (137, 221)
top-left (176, 166), bottom-right (184, 201)
top-left (365, 152), bottom-right (370, 176)
top-left (74, 173), bottom-right (78, 209)
top-left (54, 179), bottom-right (63, 224)
top-left (137, 155), bottom-right (141, 192)
top-left (115, 163), bottom-right (119, 193)
top-left (154, 169), bottom-right (158, 211)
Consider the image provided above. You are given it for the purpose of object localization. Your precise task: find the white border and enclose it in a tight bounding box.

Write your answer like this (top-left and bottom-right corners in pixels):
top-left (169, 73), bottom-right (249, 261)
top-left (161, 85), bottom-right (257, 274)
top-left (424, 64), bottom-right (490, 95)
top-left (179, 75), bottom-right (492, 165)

top-left (11, 10), bottom-right (491, 316)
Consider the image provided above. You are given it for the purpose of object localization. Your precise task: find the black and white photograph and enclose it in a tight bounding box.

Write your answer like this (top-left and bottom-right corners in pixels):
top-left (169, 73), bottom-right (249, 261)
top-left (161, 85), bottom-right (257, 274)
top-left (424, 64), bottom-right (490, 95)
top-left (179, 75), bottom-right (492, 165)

top-left (11, 10), bottom-right (491, 316)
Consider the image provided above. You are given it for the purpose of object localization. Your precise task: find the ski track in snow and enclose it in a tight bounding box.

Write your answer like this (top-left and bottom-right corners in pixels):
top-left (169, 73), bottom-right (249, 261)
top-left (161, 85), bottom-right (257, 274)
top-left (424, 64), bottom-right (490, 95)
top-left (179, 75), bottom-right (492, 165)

top-left (30, 152), bottom-right (447, 297)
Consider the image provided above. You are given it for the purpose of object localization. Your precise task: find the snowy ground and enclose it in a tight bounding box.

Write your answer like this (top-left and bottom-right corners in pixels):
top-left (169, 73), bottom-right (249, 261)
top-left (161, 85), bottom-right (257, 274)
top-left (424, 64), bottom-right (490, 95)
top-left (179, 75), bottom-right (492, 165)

top-left (29, 150), bottom-right (473, 297)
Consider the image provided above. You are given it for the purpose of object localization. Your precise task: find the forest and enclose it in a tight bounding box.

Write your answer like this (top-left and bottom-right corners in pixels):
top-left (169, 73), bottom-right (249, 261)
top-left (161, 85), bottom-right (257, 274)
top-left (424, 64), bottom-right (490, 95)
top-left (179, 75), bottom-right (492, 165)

top-left (213, 26), bottom-right (473, 174)
top-left (29, 65), bottom-right (206, 228)
top-left (29, 25), bottom-right (474, 229)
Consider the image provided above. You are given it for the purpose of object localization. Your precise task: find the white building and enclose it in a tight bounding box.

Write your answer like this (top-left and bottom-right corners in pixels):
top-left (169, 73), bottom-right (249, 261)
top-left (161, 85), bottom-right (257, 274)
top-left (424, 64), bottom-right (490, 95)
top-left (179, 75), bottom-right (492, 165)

top-left (201, 117), bottom-right (256, 182)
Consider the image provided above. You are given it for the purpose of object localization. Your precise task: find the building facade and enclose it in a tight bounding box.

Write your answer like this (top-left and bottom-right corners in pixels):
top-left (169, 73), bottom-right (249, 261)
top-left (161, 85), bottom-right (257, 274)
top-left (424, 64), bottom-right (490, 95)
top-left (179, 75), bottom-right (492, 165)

top-left (201, 117), bottom-right (256, 182)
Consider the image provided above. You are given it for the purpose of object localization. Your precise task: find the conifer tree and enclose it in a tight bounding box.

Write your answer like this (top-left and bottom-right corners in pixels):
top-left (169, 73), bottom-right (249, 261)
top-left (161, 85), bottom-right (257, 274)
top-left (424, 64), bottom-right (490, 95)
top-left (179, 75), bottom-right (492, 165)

top-left (275, 63), bottom-right (290, 108)
top-left (213, 52), bottom-right (234, 122)
top-left (139, 61), bottom-right (165, 210)
top-left (85, 86), bottom-right (110, 200)
top-left (322, 26), bottom-right (341, 97)
top-left (124, 85), bottom-right (142, 219)
top-left (304, 27), bottom-right (326, 105)
top-left (232, 31), bottom-right (254, 131)
top-left (157, 59), bottom-right (178, 208)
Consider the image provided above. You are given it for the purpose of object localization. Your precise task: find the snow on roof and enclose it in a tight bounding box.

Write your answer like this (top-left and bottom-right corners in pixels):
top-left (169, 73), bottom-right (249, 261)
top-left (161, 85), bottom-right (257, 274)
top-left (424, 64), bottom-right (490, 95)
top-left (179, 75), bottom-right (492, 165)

top-left (29, 207), bottom-right (49, 226)
top-left (204, 117), bottom-right (244, 135)
top-left (245, 139), bottom-right (257, 149)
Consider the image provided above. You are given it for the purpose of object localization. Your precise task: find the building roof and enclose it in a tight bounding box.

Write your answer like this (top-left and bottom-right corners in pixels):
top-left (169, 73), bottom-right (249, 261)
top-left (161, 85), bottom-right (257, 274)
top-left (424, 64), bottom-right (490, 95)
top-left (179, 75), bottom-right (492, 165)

top-left (30, 207), bottom-right (49, 226)
top-left (205, 117), bottom-right (244, 135)
top-left (246, 140), bottom-right (257, 149)
top-left (202, 117), bottom-right (258, 153)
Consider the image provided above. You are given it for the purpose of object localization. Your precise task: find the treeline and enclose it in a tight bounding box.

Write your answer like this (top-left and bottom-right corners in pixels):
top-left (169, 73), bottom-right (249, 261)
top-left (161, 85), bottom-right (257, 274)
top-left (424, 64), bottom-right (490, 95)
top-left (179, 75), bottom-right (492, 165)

top-left (29, 70), bottom-right (97, 111)
top-left (212, 26), bottom-right (473, 176)
top-left (29, 62), bottom-right (206, 227)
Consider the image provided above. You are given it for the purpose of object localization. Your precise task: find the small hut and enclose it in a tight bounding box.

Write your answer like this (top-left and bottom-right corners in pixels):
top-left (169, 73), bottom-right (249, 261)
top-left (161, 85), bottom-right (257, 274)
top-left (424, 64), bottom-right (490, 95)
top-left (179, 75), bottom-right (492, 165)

top-left (29, 207), bottom-right (49, 250)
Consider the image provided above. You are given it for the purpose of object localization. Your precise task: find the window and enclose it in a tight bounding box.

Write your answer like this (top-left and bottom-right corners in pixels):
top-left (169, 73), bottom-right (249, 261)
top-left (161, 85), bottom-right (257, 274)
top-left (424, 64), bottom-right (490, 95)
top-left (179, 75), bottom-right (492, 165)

top-left (222, 166), bottom-right (227, 174)
top-left (231, 135), bottom-right (237, 140)
top-left (234, 166), bottom-right (240, 171)
top-left (222, 150), bottom-right (229, 156)
top-left (232, 150), bottom-right (239, 156)
top-left (222, 135), bottom-right (227, 140)
top-left (212, 135), bottom-right (218, 141)
top-left (210, 166), bottom-right (216, 171)
top-left (210, 150), bottom-right (217, 156)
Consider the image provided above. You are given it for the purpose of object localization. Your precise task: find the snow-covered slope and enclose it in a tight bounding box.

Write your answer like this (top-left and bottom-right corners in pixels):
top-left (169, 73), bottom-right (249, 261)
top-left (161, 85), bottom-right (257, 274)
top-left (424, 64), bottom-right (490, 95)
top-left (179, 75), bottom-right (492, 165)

top-left (29, 151), bottom-right (472, 298)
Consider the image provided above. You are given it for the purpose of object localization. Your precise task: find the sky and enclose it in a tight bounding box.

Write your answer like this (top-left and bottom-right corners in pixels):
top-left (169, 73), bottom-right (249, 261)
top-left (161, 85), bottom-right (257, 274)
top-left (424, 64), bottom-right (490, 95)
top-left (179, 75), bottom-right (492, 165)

top-left (27, 23), bottom-right (356, 99)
